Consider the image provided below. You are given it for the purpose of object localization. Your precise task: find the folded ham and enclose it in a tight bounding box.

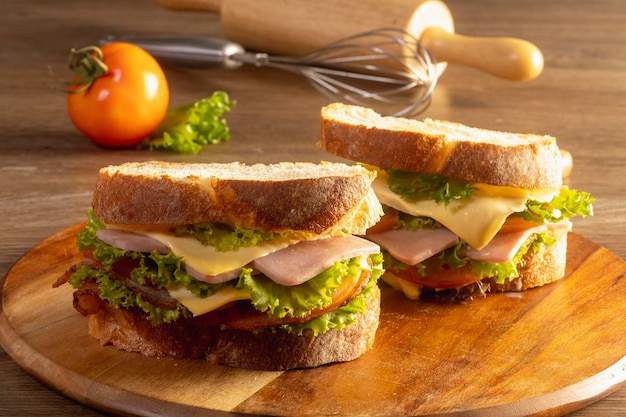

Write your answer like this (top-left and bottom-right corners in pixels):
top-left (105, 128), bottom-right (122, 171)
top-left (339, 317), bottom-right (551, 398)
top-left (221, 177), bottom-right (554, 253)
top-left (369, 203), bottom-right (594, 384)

top-left (95, 228), bottom-right (379, 287)
top-left (252, 236), bottom-right (380, 286)
top-left (367, 220), bottom-right (572, 266)
top-left (366, 227), bottom-right (459, 265)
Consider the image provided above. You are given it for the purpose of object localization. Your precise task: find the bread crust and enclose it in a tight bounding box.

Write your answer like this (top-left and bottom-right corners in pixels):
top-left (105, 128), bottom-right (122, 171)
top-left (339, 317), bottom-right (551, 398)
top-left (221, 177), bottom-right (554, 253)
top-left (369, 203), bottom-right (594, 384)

top-left (484, 226), bottom-right (569, 292)
top-left (87, 285), bottom-right (380, 371)
top-left (92, 161), bottom-right (379, 234)
top-left (319, 103), bottom-right (563, 190)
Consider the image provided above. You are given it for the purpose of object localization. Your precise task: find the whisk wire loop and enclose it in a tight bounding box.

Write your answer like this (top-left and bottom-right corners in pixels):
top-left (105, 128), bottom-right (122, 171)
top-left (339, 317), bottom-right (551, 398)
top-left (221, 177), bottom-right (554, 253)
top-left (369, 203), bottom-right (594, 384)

top-left (233, 28), bottom-right (438, 117)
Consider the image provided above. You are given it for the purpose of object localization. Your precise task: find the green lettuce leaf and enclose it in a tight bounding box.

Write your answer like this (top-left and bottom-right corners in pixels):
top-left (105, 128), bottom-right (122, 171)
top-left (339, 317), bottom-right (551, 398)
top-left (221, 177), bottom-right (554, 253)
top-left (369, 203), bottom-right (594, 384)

top-left (173, 222), bottom-right (291, 252)
top-left (72, 210), bottom-right (383, 331)
top-left (237, 257), bottom-right (365, 319)
top-left (140, 91), bottom-right (235, 154)
top-left (385, 170), bottom-right (593, 226)
top-left (69, 262), bottom-right (187, 323)
top-left (74, 209), bottom-right (230, 301)
top-left (516, 187), bottom-right (594, 223)
top-left (395, 210), bottom-right (442, 230)
top-left (278, 253), bottom-right (384, 336)
top-left (385, 170), bottom-right (476, 206)
top-left (76, 208), bottom-right (105, 250)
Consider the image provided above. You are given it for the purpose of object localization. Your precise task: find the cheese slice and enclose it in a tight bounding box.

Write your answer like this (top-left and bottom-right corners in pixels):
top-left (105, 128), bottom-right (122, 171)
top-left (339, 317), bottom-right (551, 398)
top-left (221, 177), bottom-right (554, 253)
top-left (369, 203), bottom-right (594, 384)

top-left (372, 174), bottom-right (559, 250)
top-left (108, 225), bottom-right (295, 276)
top-left (167, 284), bottom-right (251, 316)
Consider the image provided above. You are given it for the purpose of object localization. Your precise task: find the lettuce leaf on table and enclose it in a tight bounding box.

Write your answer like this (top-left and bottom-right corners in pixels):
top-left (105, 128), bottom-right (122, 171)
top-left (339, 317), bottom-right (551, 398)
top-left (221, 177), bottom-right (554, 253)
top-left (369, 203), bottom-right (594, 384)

top-left (140, 91), bottom-right (235, 154)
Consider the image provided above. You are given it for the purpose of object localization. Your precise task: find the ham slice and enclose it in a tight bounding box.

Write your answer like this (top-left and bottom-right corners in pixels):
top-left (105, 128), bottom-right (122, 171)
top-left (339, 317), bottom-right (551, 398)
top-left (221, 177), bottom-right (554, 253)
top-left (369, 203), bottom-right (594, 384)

top-left (97, 228), bottom-right (244, 284)
top-left (252, 235), bottom-right (380, 286)
top-left (366, 227), bottom-right (459, 265)
top-left (460, 220), bottom-right (571, 263)
top-left (185, 266), bottom-right (242, 284)
top-left (459, 226), bottom-right (547, 263)
top-left (96, 228), bottom-right (169, 254)
top-left (98, 228), bottom-right (380, 287)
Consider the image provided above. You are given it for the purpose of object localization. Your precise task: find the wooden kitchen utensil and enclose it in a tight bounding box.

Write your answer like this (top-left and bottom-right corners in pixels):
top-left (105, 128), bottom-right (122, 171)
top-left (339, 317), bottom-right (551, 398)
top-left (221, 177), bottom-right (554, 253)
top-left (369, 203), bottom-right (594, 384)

top-left (100, 28), bottom-right (439, 117)
top-left (154, 0), bottom-right (544, 81)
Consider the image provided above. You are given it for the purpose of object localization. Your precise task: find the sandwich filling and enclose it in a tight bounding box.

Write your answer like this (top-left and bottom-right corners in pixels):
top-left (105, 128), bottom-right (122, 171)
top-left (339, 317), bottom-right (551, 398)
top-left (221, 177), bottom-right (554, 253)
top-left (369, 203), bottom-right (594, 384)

top-left (364, 167), bottom-right (594, 298)
top-left (58, 209), bottom-right (383, 336)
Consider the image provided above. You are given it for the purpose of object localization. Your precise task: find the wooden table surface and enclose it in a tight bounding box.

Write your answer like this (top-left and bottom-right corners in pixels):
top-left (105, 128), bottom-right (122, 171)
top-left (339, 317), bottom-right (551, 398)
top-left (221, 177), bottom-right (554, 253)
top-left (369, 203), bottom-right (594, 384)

top-left (2, 0), bottom-right (625, 416)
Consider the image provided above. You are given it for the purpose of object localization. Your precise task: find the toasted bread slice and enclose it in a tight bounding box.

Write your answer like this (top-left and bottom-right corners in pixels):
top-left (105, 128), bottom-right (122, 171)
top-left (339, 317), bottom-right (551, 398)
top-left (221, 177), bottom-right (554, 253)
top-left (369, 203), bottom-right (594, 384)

top-left (92, 161), bottom-right (382, 235)
top-left (319, 103), bottom-right (563, 190)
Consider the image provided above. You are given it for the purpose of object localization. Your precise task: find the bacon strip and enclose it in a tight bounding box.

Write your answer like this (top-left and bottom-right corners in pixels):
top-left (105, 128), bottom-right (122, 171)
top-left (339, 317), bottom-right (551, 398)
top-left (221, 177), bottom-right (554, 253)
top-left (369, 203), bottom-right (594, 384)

top-left (73, 279), bottom-right (106, 316)
top-left (110, 258), bottom-right (179, 309)
top-left (58, 257), bottom-right (180, 314)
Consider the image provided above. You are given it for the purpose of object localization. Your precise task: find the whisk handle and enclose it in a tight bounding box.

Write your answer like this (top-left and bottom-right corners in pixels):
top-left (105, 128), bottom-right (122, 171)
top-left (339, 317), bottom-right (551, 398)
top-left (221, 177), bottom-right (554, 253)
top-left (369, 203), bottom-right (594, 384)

top-left (98, 35), bottom-right (244, 69)
top-left (420, 27), bottom-right (544, 81)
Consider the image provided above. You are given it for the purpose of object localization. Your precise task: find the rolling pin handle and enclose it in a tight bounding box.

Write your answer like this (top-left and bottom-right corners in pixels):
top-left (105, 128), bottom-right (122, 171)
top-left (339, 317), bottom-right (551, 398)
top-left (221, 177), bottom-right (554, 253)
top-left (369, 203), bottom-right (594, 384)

top-left (420, 26), bottom-right (544, 81)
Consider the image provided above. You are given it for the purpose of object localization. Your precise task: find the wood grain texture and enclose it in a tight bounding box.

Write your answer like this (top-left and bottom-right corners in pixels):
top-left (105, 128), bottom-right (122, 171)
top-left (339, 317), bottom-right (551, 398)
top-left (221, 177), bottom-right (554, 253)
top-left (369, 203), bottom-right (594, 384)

top-left (1, 225), bottom-right (625, 417)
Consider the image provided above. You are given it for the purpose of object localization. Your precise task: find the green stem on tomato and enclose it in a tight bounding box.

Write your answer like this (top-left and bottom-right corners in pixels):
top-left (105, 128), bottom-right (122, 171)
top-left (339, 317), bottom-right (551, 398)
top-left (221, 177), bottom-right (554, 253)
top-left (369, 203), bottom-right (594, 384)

top-left (66, 46), bottom-right (108, 94)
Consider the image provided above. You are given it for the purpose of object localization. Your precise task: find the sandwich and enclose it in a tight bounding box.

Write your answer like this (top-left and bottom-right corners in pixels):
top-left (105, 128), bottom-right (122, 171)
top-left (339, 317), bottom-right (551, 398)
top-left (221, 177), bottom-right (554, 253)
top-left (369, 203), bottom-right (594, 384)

top-left (54, 161), bottom-right (384, 370)
top-left (318, 103), bottom-right (593, 300)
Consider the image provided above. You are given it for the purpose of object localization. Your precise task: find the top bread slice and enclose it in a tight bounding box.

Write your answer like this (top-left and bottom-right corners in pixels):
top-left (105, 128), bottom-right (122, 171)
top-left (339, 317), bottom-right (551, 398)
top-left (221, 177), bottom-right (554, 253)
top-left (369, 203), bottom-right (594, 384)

top-left (92, 161), bottom-right (382, 235)
top-left (319, 103), bottom-right (563, 190)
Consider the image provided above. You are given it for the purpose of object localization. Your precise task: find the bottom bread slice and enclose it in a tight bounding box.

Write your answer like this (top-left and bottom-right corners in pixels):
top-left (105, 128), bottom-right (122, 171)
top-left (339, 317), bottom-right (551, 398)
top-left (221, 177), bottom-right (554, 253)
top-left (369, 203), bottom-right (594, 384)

top-left (87, 285), bottom-right (381, 371)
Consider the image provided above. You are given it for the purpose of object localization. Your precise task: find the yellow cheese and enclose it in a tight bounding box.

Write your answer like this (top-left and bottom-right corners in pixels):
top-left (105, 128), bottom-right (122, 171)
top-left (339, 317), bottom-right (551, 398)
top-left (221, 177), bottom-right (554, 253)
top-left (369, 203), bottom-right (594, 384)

top-left (109, 225), bottom-right (295, 276)
top-left (382, 272), bottom-right (422, 300)
top-left (372, 174), bottom-right (559, 250)
top-left (167, 284), bottom-right (251, 317)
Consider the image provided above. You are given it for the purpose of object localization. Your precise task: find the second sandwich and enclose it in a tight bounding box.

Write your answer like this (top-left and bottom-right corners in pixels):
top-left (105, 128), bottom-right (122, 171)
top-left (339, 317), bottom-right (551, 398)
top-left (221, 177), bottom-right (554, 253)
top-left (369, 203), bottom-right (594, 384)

top-left (319, 103), bottom-right (593, 300)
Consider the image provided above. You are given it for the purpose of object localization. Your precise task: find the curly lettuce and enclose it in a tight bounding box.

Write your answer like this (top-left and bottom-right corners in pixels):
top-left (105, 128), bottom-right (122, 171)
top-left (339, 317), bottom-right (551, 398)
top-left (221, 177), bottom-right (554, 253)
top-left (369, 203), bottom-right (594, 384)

top-left (395, 210), bottom-right (442, 231)
top-left (279, 253), bottom-right (384, 336)
top-left (238, 257), bottom-right (365, 319)
top-left (516, 187), bottom-right (594, 223)
top-left (173, 222), bottom-right (291, 252)
top-left (71, 210), bottom-right (383, 332)
top-left (385, 170), bottom-right (476, 206)
top-left (140, 91), bottom-right (235, 154)
top-left (69, 263), bottom-right (186, 323)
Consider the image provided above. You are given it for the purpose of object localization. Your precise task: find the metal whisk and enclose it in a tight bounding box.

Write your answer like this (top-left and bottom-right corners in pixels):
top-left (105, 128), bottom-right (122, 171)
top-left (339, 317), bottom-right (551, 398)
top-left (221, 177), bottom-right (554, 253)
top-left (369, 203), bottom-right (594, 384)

top-left (100, 28), bottom-right (438, 117)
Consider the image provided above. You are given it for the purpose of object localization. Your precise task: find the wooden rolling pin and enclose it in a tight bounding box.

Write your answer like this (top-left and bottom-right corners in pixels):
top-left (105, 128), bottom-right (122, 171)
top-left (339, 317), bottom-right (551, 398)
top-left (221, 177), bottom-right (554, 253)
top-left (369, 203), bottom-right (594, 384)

top-left (154, 0), bottom-right (544, 81)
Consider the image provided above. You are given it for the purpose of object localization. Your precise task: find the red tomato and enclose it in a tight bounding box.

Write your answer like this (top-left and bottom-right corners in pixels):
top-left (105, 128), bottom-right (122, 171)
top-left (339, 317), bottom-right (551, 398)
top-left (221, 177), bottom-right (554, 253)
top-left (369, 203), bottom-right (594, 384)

top-left (66, 42), bottom-right (169, 148)
top-left (393, 264), bottom-right (479, 289)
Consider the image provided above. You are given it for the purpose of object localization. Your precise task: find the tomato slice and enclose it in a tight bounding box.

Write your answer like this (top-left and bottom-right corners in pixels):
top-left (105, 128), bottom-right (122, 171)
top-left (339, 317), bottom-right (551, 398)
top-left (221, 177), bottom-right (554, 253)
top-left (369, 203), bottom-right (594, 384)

top-left (392, 264), bottom-right (480, 289)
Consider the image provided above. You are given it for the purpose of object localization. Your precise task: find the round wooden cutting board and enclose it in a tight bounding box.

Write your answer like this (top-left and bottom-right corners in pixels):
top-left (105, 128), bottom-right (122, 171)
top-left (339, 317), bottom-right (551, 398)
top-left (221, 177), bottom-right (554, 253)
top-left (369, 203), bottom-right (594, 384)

top-left (1, 223), bottom-right (626, 417)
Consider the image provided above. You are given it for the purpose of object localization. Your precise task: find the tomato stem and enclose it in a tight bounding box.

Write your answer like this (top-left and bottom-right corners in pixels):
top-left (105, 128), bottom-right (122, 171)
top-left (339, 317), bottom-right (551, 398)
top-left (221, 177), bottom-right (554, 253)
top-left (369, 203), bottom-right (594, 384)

top-left (66, 46), bottom-right (108, 94)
